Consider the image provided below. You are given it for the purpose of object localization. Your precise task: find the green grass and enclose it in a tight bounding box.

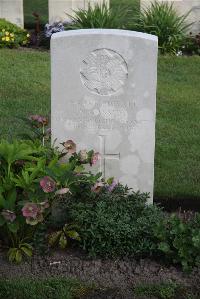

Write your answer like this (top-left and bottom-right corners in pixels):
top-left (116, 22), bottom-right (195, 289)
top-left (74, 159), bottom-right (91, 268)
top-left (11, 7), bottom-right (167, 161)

top-left (134, 282), bottom-right (200, 299)
top-left (0, 278), bottom-right (88, 299)
top-left (0, 49), bottom-right (200, 202)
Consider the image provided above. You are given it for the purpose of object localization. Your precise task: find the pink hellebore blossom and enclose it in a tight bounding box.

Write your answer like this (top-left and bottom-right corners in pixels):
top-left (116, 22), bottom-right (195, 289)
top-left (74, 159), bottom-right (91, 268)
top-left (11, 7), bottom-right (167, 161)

top-left (91, 152), bottom-right (100, 165)
top-left (91, 182), bottom-right (104, 193)
top-left (29, 115), bottom-right (48, 126)
top-left (40, 176), bottom-right (56, 193)
top-left (79, 150), bottom-right (88, 162)
top-left (1, 210), bottom-right (16, 223)
top-left (63, 140), bottom-right (76, 154)
top-left (22, 203), bottom-right (39, 218)
top-left (26, 213), bottom-right (44, 226)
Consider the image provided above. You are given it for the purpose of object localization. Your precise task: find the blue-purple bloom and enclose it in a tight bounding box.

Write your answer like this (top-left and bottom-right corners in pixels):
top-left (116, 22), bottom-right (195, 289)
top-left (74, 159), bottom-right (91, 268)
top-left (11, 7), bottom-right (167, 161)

top-left (107, 180), bottom-right (118, 192)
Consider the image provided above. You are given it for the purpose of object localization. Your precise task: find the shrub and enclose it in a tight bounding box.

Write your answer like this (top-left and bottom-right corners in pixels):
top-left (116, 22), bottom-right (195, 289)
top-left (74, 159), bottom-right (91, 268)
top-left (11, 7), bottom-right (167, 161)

top-left (154, 213), bottom-right (200, 271)
top-left (181, 32), bottom-right (200, 55)
top-left (136, 1), bottom-right (191, 54)
top-left (69, 185), bottom-right (163, 258)
top-left (0, 19), bottom-right (30, 48)
top-left (67, 3), bottom-right (131, 29)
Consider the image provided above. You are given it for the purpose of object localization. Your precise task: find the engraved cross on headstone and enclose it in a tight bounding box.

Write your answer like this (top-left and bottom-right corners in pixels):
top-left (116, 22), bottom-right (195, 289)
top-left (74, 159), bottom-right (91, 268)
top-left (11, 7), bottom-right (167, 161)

top-left (99, 135), bottom-right (120, 178)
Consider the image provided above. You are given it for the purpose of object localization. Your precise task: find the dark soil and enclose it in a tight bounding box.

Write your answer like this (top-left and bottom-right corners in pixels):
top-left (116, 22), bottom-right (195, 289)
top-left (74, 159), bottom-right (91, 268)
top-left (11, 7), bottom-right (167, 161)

top-left (0, 249), bottom-right (200, 298)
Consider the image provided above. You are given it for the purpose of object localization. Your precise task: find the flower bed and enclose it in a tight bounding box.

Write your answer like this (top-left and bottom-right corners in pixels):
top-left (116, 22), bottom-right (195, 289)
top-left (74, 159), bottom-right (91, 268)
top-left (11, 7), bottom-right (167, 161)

top-left (0, 115), bottom-right (200, 273)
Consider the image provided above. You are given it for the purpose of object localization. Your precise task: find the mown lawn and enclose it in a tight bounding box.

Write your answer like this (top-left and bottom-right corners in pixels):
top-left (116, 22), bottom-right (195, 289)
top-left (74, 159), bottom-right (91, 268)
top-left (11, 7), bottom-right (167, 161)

top-left (0, 278), bottom-right (87, 299)
top-left (0, 49), bottom-right (200, 202)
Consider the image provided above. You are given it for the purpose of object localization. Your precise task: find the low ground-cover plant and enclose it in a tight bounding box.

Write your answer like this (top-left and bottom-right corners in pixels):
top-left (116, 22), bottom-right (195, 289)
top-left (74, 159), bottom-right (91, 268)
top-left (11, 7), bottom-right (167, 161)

top-left (136, 1), bottom-right (191, 54)
top-left (0, 19), bottom-right (30, 48)
top-left (0, 278), bottom-right (90, 299)
top-left (69, 186), bottom-right (164, 258)
top-left (134, 281), bottom-right (200, 299)
top-left (154, 213), bottom-right (200, 271)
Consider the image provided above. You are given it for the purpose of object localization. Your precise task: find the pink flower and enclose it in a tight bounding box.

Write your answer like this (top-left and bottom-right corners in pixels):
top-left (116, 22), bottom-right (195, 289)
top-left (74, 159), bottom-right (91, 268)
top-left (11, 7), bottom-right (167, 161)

top-left (91, 182), bottom-right (104, 193)
top-left (1, 210), bottom-right (16, 223)
top-left (62, 140), bottom-right (76, 154)
top-left (29, 115), bottom-right (48, 126)
top-left (26, 213), bottom-right (44, 226)
top-left (91, 152), bottom-right (100, 165)
top-left (107, 180), bottom-right (118, 192)
top-left (22, 203), bottom-right (39, 218)
top-left (55, 188), bottom-right (71, 195)
top-left (40, 176), bottom-right (56, 193)
top-left (79, 150), bottom-right (88, 162)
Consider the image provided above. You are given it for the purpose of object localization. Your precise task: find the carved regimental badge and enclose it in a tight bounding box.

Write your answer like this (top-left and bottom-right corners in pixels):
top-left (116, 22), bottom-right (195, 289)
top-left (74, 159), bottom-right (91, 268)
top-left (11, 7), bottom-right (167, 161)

top-left (80, 48), bottom-right (128, 96)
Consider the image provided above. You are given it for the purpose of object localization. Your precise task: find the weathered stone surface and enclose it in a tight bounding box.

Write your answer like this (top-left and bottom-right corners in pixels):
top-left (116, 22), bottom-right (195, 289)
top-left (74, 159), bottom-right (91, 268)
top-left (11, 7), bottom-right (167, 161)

top-left (51, 29), bottom-right (158, 202)
top-left (0, 0), bottom-right (24, 28)
top-left (48, 0), bottom-right (110, 24)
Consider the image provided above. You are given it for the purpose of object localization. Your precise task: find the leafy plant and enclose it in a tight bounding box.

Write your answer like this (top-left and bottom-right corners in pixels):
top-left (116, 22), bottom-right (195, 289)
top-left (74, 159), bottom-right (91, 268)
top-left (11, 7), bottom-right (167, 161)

top-left (135, 282), bottom-right (180, 299)
top-left (69, 186), bottom-right (163, 258)
top-left (49, 223), bottom-right (80, 249)
top-left (154, 213), bottom-right (200, 271)
top-left (0, 18), bottom-right (30, 48)
top-left (8, 242), bottom-right (33, 264)
top-left (0, 116), bottom-right (104, 263)
top-left (181, 32), bottom-right (200, 55)
top-left (67, 2), bottom-right (131, 29)
top-left (136, 1), bottom-right (192, 54)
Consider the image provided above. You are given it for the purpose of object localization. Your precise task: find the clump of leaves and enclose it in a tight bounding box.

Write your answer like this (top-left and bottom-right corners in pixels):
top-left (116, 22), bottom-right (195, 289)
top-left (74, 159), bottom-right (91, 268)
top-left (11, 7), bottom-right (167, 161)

top-left (69, 186), bottom-right (163, 258)
top-left (49, 224), bottom-right (80, 249)
top-left (154, 213), bottom-right (200, 271)
top-left (67, 2), bottom-right (131, 29)
top-left (136, 1), bottom-right (192, 54)
top-left (135, 282), bottom-right (181, 299)
top-left (8, 242), bottom-right (33, 264)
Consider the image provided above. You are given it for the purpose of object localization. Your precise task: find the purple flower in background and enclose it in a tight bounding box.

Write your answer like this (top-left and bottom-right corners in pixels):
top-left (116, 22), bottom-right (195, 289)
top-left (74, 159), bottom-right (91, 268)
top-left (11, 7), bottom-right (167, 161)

top-left (91, 152), bottom-right (100, 165)
top-left (44, 22), bottom-right (65, 38)
top-left (29, 115), bottom-right (48, 126)
top-left (107, 180), bottom-right (118, 192)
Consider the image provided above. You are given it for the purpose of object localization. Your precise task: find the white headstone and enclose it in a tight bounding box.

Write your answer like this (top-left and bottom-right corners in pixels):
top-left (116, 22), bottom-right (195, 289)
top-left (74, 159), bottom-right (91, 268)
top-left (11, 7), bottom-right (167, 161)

top-left (0, 0), bottom-right (24, 28)
top-left (49, 0), bottom-right (109, 24)
top-left (141, 0), bottom-right (200, 34)
top-left (51, 29), bottom-right (158, 203)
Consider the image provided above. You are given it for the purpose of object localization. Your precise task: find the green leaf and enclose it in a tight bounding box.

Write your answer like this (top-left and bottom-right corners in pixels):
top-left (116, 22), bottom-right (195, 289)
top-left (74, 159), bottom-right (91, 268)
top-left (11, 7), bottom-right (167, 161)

top-left (59, 234), bottom-right (67, 249)
top-left (0, 194), bottom-right (5, 208)
top-left (6, 188), bottom-right (17, 209)
top-left (49, 231), bottom-right (62, 246)
top-left (20, 246), bottom-right (33, 257)
top-left (0, 215), bottom-right (6, 226)
top-left (7, 221), bottom-right (19, 233)
top-left (158, 242), bottom-right (171, 253)
top-left (8, 248), bottom-right (17, 263)
top-left (15, 250), bottom-right (22, 264)
top-left (66, 230), bottom-right (81, 241)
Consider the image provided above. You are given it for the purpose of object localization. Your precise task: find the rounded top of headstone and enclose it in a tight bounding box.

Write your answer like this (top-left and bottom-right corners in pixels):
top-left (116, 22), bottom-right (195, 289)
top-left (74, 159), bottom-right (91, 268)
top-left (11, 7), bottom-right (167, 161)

top-left (51, 29), bottom-right (158, 42)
